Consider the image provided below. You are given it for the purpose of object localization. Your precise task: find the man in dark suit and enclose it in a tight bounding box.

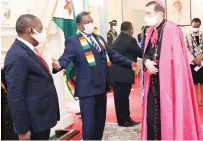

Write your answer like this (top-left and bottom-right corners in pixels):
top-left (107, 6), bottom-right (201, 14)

top-left (137, 26), bottom-right (145, 43)
top-left (52, 12), bottom-right (138, 140)
top-left (111, 21), bottom-right (143, 127)
top-left (4, 14), bottom-right (60, 140)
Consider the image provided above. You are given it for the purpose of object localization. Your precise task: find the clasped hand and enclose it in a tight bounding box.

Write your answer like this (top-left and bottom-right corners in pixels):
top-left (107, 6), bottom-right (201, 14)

top-left (52, 58), bottom-right (61, 70)
top-left (131, 62), bottom-right (140, 74)
top-left (193, 55), bottom-right (203, 67)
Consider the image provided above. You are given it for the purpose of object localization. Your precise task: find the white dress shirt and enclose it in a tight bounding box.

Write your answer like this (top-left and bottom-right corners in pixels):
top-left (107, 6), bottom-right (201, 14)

top-left (17, 36), bottom-right (35, 51)
top-left (17, 36), bottom-right (52, 72)
top-left (80, 32), bottom-right (101, 51)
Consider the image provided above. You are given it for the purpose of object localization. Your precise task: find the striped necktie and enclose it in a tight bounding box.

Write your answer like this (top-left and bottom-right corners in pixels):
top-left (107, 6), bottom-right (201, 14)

top-left (88, 35), bottom-right (101, 52)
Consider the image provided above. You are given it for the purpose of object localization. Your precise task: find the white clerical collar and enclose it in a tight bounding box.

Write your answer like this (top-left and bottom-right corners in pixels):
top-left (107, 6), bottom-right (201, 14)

top-left (17, 36), bottom-right (35, 51)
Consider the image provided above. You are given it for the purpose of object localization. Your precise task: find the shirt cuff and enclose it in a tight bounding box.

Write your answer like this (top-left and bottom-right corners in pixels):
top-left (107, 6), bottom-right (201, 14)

top-left (128, 60), bottom-right (133, 68)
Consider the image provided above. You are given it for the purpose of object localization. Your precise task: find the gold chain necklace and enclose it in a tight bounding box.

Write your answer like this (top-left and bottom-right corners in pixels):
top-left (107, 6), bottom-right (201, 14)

top-left (153, 24), bottom-right (166, 61)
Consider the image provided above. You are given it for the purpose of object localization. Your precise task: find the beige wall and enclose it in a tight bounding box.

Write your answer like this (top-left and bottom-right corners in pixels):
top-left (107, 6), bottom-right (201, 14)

top-left (86, 0), bottom-right (123, 37)
top-left (85, 0), bottom-right (123, 37)
top-left (122, 0), bottom-right (203, 38)
top-left (106, 0), bottom-right (122, 32)
top-left (79, 0), bottom-right (203, 42)
top-left (85, 0), bottom-right (102, 34)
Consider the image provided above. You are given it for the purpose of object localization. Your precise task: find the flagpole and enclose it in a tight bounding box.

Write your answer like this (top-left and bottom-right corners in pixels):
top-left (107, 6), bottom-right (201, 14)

top-left (40, 0), bottom-right (59, 55)
top-left (83, 0), bottom-right (86, 11)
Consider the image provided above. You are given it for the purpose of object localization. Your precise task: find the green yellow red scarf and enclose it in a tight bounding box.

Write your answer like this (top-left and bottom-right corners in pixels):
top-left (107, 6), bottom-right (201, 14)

top-left (77, 31), bottom-right (111, 67)
top-left (66, 31), bottom-right (112, 98)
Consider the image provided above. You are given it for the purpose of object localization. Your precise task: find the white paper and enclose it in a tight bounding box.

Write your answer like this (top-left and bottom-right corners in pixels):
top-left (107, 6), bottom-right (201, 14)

top-left (194, 61), bottom-right (203, 72)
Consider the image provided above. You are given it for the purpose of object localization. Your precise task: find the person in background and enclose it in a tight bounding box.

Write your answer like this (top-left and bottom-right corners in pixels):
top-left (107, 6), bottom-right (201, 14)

top-left (137, 26), bottom-right (145, 43)
top-left (4, 14), bottom-right (60, 140)
top-left (140, 26), bottom-right (150, 49)
top-left (185, 18), bottom-right (203, 106)
top-left (140, 26), bottom-right (149, 104)
top-left (111, 21), bottom-right (143, 127)
top-left (107, 20), bottom-right (118, 47)
top-left (142, 0), bottom-right (203, 140)
top-left (93, 27), bottom-right (100, 35)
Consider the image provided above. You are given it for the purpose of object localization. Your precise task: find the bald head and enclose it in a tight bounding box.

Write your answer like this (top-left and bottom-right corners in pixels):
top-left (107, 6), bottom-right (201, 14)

top-left (15, 14), bottom-right (43, 46)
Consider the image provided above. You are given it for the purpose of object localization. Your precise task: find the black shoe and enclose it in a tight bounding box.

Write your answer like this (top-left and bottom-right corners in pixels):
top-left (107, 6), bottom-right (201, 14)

top-left (118, 121), bottom-right (136, 127)
top-left (131, 121), bottom-right (140, 126)
top-left (128, 117), bottom-right (140, 126)
top-left (127, 117), bottom-right (134, 122)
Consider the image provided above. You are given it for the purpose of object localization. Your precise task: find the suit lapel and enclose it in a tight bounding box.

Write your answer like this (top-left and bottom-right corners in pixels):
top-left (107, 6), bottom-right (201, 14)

top-left (15, 39), bottom-right (52, 79)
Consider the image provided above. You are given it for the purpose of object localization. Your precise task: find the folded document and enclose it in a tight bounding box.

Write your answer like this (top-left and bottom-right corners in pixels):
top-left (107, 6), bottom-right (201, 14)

top-left (194, 61), bottom-right (203, 72)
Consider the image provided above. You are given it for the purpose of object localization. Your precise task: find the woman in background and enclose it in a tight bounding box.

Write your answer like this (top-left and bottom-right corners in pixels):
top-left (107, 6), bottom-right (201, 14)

top-left (185, 18), bottom-right (203, 106)
top-left (140, 26), bottom-right (149, 104)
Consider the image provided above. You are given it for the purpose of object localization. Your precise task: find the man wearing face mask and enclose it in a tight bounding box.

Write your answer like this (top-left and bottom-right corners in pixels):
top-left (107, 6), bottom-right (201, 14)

top-left (185, 18), bottom-right (203, 106)
top-left (107, 20), bottom-right (118, 47)
top-left (4, 14), bottom-right (60, 140)
top-left (141, 0), bottom-right (203, 140)
top-left (111, 21), bottom-right (143, 127)
top-left (52, 12), bottom-right (138, 140)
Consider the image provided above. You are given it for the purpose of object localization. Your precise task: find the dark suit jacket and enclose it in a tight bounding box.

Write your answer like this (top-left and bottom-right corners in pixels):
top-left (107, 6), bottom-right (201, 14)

top-left (57, 34), bottom-right (132, 97)
top-left (137, 33), bottom-right (142, 43)
top-left (4, 39), bottom-right (60, 134)
top-left (111, 32), bottom-right (143, 84)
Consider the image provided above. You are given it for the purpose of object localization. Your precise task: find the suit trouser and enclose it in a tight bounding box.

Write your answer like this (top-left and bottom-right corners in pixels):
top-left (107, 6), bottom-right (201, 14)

top-left (113, 81), bottom-right (132, 124)
top-left (31, 129), bottom-right (50, 140)
top-left (79, 93), bottom-right (107, 140)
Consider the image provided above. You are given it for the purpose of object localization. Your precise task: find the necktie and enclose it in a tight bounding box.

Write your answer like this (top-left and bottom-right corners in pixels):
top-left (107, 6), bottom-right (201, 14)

top-left (88, 35), bottom-right (101, 52)
top-left (34, 48), bottom-right (50, 72)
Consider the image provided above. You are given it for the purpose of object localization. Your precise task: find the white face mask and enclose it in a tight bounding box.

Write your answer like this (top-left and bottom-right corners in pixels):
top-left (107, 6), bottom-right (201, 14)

top-left (192, 27), bottom-right (199, 33)
top-left (31, 29), bottom-right (46, 44)
top-left (112, 25), bottom-right (117, 28)
top-left (144, 16), bottom-right (158, 26)
top-left (84, 23), bottom-right (94, 34)
top-left (113, 27), bottom-right (119, 33)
